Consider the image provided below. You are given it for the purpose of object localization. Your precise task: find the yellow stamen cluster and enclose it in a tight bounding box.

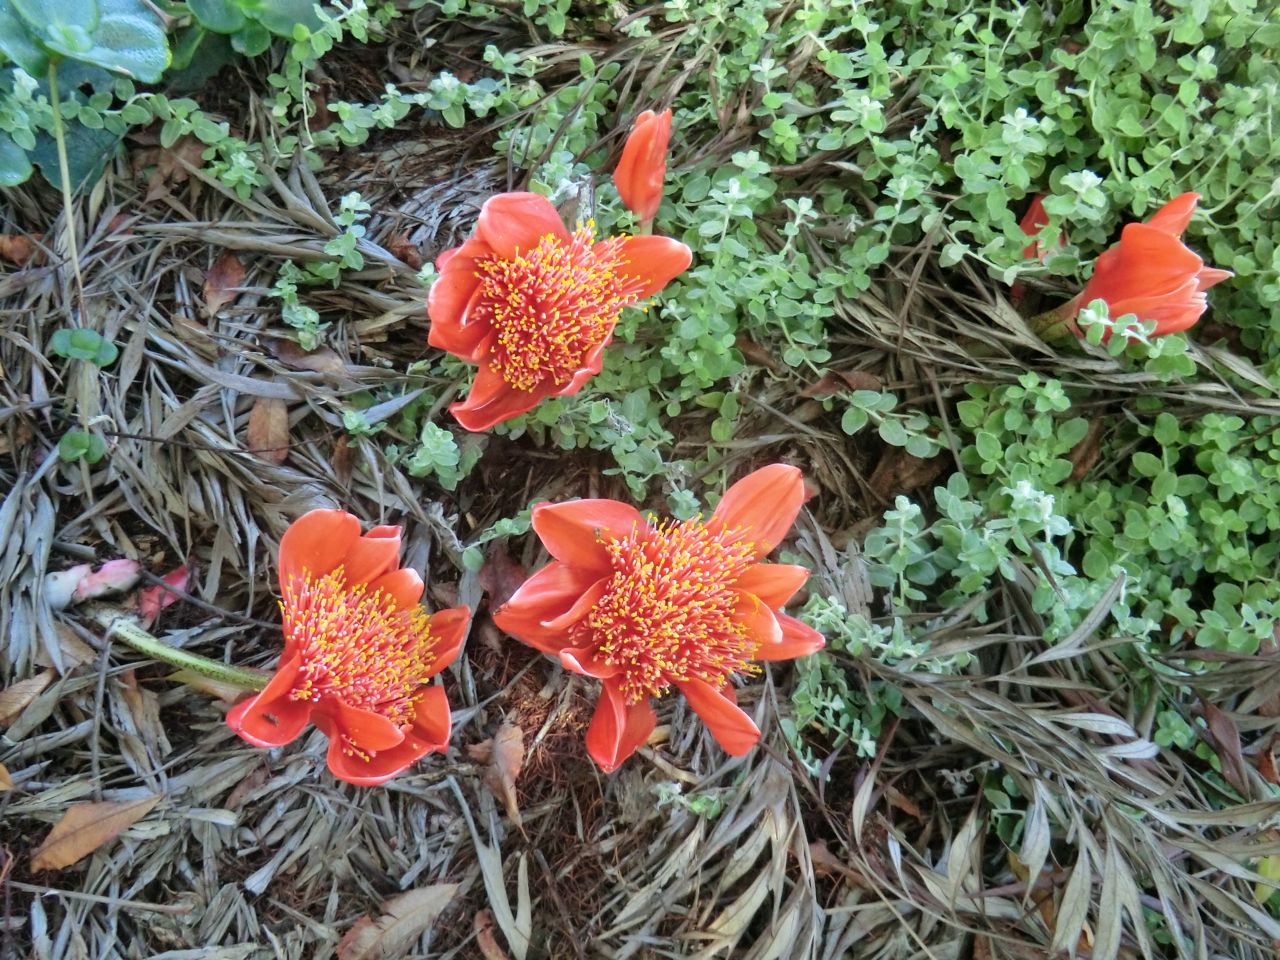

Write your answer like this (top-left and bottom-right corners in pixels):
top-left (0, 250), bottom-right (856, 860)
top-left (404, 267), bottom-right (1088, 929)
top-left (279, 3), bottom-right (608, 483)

top-left (572, 519), bottom-right (759, 703)
top-left (283, 567), bottom-right (437, 730)
top-left (475, 228), bottom-right (639, 392)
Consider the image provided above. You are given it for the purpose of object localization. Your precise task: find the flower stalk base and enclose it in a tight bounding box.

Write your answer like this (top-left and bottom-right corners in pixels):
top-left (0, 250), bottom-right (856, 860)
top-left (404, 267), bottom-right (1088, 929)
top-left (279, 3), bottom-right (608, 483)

top-left (86, 604), bottom-right (269, 691)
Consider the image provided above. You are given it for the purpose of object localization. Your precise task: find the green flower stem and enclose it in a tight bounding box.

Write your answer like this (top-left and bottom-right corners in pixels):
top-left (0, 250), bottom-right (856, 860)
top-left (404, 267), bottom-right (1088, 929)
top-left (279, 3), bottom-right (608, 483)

top-left (46, 60), bottom-right (85, 301)
top-left (86, 605), bottom-right (269, 691)
top-left (1027, 294), bottom-right (1083, 343)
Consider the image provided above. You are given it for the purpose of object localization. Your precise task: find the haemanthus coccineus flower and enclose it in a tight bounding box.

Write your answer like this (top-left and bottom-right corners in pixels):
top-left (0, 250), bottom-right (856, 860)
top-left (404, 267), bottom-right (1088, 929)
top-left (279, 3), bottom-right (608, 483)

top-left (493, 464), bottom-right (825, 772)
top-left (227, 510), bottom-right (469, 786)
top-left (427, 192), bottom-right (692, 431)
top-left (614, 108), bottom-right (673, 224)
top-left (1037, 192), bottom-right (1231, 340)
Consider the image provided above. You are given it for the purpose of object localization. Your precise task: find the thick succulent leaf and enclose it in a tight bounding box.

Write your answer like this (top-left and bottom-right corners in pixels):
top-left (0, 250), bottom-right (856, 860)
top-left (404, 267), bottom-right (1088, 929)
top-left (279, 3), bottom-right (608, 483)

top-left (187, 0), bottom-right (247, 34)
top-left (0, 0), bottom-right (50, 75)
top-left (0, 132), bottom-right (33, 188)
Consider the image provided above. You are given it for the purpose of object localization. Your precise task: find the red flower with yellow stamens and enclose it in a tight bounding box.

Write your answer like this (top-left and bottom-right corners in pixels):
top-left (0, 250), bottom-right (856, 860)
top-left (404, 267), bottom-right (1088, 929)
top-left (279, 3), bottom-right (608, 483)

top-left (1036, 192), bottom-right (1232, 341)
top-left (227, 510), bottom-right (470, 787)
top-left (614, 108), bottom-right (673, 224)
top-left (427, 192), bottom-right (692, 432)
top-left (493, 464), bottom-right (825, 773)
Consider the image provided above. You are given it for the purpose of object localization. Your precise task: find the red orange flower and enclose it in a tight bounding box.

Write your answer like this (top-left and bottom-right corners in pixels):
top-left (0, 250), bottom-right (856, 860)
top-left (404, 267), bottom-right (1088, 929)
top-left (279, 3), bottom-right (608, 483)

top-left (427, 192), bottom-right (692, 431)
top-left (1038, 192), bottom-right (1231, 340)
top-left (227, 510), bottom-right (469, 786)
top-left (613, 108), bottom-right (673, 224)
top-left (493, 464), bottom-right (825, 773)
top-left (1019, 194), bottom-right (1057, 262)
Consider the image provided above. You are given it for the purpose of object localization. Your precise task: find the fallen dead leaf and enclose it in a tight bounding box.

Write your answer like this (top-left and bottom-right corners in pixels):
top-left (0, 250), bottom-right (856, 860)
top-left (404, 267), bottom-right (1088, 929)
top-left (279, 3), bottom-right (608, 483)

top-left (386, 231), bottom-right (423, 269)
top-left (0, 670), bottom-right (55, 728)
top-left (30, 795), bottom-right (162, 871)
top-left (478, 546), bottom-right (527, 610)
top-left (247, 397), bottom-right (290, 465)
top-left (333, 435), bottom-right (354, 487)
top-left (1200, 699), bottom-right (1249, 793)
top-left (226, 766), bottom-right (269, 810)
top-left (1067, 419), bottom-right (1106, 483)
top-left (0, 763), bottom-right (12, 792)
top-left (337, 883), bottom-right (461, 960)
top-left (267, 337), bottom-right (347, 375)
top-left (800, 368), bottom-right (884, 399)
top-left (203, 252), bottom-right (246, 317)
top-left (1258, 737), bottom-right (1280, 786)
top-left (0, 233), bottom-right (44, 266)
top-left (140, 135), bottom-right (206, 202)
top-left (467, 721), bottom-right (525, 826)
top-left (170, 668), bottom-right (261, 704)
top-left (36, 624), bottom-right (97, 668)
top-left (734, 334), bottom-right (783, 372)
top-left (867, 446), bottom-right (946, 501)
top-left (474, 910), bottom-right (510, 960)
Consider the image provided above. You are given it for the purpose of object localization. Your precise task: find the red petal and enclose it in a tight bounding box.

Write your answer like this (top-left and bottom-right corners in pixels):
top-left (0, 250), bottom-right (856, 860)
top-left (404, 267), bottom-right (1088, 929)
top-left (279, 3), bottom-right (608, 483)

top-left (556, 332), bottom-right (614, 398)
top-left (493, 561), bottom-right (602, 652)
top-left (732, 590), bottom-right (783, 648)
top-left (735, 563), bottom-right (809, 607)
top-left (611, 235), bottom-right (693, 300)
top-left (475, 192), bottom-right (568, 259)
top-left (543, 577), bottom-right (608, 631)
top-left (324, 698), bottom-right (406, 752)
top-left (613, 108), bottom-right (672, 222)
top-left (427, 236), bottom-right (490, 337)
top-left (367, 568), bottom-right (424, 610)
top-left (677, 678), bottom-right (760, 756)
top-left (277, 509), bottom-right (360, 587)
top-left (320, 686), bottom-right (451, 787)
top-left (225, 656), bottom-right (311, 748)
top-left (559, 644), bottom-right (621, 679)
top-left (1144, 192), bottom-right (1199, 237)
top-left (1197, 267), bottom-right (1233, 292)
top-left (340, 524), bottom-right (403, 587)
top-left (710, 464), bottom-right (807, 558)
top-left (428, 286), bottom-right (493, 361)
top-left (756, 612), bottom-right (825, 661)
top-left (450, 363), bottom-right (549, 432)
top-left (533, 499), bottom-right (646, 572)
top-left (585, 679), bottom-right (656, 773)
top-left (425, 606), bottom-right (471, 676)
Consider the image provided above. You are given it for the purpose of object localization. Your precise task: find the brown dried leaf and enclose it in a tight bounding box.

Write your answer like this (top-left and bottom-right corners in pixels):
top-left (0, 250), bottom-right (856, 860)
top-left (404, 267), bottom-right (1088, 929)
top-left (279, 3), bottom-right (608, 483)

top-left (0, 762), bottom-right (12, 792)
top-left (867, 446), bottom-right (946, 501)
top-left (734, 334), bottom-right (783, 372)
top-left (247, 397), bottom-right (289, 465)
top-left (1068, 419), bottom-right (1106, 483)
top-left (143, 135), bottom-right (205, 202)
top-left (478, 546), bottom-right (527, 610)
top-left (337, 883), bottom-right (461, 960)
top-left (169, 668), bottom-right (261, 704)
top-left (333, 435), bottom-right (354, 487)
top-left (203, 252), bottom-right (246, 317)
top-left (267, 337), bottom-right (347, 375)
top-left (1258, 737), bottom-right (1280, 786)
top-left (0, 670), bottom-right (54, 728)
top-left (386, 231), bottom-right (423, 269)
top-left (1200, 699), bottom-right (1249, 793)
top-left (799, 368), bottom-right (884, 399)
top-left (0, 233), bottom-right (43, 266)
top-left (34, 624), bottom-right (97, 669)
top-left (467, 721), bottom-right (524, 825)
top-left (30, 795), bottom-right (161, 871)
top-left (474, 910), bottom-right (510, 960)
